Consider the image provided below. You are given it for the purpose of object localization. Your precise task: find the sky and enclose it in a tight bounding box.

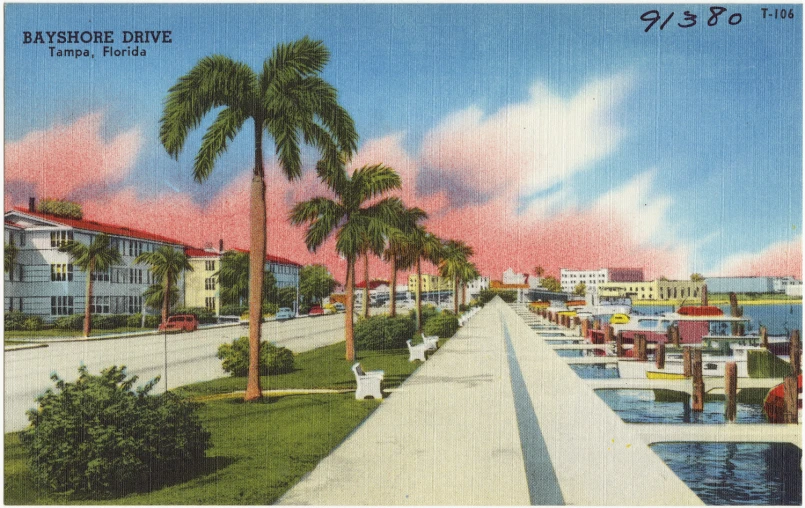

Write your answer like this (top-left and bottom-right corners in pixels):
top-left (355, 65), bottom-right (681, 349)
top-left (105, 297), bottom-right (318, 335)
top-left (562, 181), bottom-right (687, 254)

top-left (4, 4), bottom-right (803, 283)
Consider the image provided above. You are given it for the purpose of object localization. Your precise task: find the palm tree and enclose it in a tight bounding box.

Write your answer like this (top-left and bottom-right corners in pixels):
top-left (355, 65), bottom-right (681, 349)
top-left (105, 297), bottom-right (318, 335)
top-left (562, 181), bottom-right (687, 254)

top-left (4, 242), bottom-right (18, 274)
top-left (290, 161), bottom-right (402, 361)
top-left (383, 206), bottom-right (427, 317)
top-left (143, 283), bottom-right (180, 312)
top-left (58, 233), bottom-right (122, 337)
top-left (136, 246), bottom-right (193, 327)
top-left (160, 38), bottom-right (357, 401)
top-left (439, 239), bottom-right (474, 314)
top-left (534, 266), bottom-right (545, 277)
top-left (457, 261), bottom-right (480, 308)
top-left (216, 250), bottom-right (250, 307)
top-left (402, 225), bottom-right (443, 331)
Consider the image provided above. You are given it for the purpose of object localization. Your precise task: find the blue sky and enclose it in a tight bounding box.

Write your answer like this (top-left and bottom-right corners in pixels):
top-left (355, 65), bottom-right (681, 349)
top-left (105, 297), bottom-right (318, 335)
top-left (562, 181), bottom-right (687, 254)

top-left (4, 4), bottom-right (802, 278)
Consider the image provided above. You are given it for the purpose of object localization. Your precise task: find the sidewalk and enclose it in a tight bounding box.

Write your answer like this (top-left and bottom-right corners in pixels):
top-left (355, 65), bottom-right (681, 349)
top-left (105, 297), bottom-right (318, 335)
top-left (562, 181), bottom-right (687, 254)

top-left (278, 299), bottom-right (702, 506)
top-left (277, 300), bottom-right (531, 505)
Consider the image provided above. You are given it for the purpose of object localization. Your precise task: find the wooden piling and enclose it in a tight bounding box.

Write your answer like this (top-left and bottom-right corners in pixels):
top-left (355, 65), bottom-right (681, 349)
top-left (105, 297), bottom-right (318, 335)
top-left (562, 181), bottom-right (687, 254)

top-left (655, 343), bottom-right (666, 370)
top-left (760, 326), bottom-right (768, 349)
top-left (671, 325), bottom-right (680, 347)
top-left (692, 349), bottom-right (704, 412)
top-left (725, 362), bottom-right (737, 422)
top-left (635, 334), bottom-right (648, 362)
top-left (581, 319), bottom-right (589, 340)
top-left (790, 330), bottom-right (801, 376)
top-left (594, 319), bottom-right (602, 331)
top-left (683, 347), bottom-right (692, 378)
top-left (783, 375), bottom-right (798, 424)
top-left (604, 324), bottom-right (613, 344)
top-left (701, 284), bottom-right (708, 306)
top-left (616, 331), bottom-right (624, 357)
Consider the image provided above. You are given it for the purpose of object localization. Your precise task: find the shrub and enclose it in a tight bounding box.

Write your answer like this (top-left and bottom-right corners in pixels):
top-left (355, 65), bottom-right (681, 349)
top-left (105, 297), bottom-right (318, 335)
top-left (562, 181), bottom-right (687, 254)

top-left (125, 314), bottom-right (160, 329)
top-left (409, 304), bottom-right (439, 326)
top-left (216, 336), bottom-right (295, 377)
top-left (355, 315), bottom-right (416, 351)
top-left (22, 316), bottom-right (44, 331)
top-left (92, 314), bottom-right (128, 330)
top-left (170, 307), bottom-right (216, 324)
top-left (220, 304), bottom-right (247, 317)
top-left (36, 198), bottom-right (83, 219)
top-left (4, 312), bottom-right (28, 331)
top-left (53, 314), bottom-right (84, 331)
top-left (261, 302), bottom-right (278, 315)
top-left (423, 312), bottom-right (459, 338)
top-left (20, 365), bottom-right (210, 496)
top-left (478, 289), bottom-right (517, 305)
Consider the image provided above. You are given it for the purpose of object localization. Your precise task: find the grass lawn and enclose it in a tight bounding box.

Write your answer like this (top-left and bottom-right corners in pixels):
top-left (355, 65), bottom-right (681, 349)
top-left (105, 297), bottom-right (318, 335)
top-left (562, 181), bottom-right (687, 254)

top-left (4, 327), bottom-right (154, 339)
top-left (4, 340), bottom-right (432, 505)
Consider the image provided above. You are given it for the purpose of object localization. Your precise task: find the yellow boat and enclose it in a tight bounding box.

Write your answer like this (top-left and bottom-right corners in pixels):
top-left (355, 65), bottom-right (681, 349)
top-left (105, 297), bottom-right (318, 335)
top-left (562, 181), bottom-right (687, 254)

top-left (646, 371), bottom-right (686, 380)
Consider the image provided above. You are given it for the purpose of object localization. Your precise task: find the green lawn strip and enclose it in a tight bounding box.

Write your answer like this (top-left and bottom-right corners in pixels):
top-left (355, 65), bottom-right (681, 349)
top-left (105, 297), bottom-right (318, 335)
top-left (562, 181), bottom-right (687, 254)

top-left (4, 338), bottom-right (442, 504)
top-left (4, 327), bottom-right (154, 339)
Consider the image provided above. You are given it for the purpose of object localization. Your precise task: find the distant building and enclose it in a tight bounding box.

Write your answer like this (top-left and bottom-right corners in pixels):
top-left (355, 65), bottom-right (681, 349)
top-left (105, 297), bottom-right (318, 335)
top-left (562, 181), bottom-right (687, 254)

top-left (785, 281), bottom-right (802, 297)
top-left (465, 276), bottom-right (490, 298)
top-left (502, 268), bottom-right (527, 285)
top-left (773, 276), bottom-right (801, 293)
top-left (408, 274), bottom-right (451, 293)
top-left (703, 276), bottom-right (775, 294)
top-left (598, 279), bottom-right (704, 302)
top-left (560, 267), bottom-right (644, 293)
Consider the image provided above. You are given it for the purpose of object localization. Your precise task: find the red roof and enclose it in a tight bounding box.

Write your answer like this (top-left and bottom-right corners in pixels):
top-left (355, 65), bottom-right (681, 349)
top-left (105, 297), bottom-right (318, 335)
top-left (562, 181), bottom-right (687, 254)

top-left (232, 247), bottom-right (302, 268)
top-left (184, 247), bottom-right (220, 258)
top-left (10, 207), bottom-right (185, 245)
top-left (355, 279), bottom-right (389, 290)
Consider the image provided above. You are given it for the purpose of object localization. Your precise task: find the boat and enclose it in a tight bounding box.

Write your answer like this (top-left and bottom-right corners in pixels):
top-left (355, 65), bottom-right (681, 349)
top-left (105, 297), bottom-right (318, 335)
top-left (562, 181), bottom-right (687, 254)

top-left (617, 347), bottom-right (791, 379)
top-left (677, 305), bottom-right (724, 317)
top-left (763, 374), bottom-right (802, 423)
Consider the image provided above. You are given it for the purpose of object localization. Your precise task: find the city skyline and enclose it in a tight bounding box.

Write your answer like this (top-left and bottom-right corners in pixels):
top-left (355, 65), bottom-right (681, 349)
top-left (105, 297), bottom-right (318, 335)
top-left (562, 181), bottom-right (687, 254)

top-left (5, 4), bottom-right (802, 281)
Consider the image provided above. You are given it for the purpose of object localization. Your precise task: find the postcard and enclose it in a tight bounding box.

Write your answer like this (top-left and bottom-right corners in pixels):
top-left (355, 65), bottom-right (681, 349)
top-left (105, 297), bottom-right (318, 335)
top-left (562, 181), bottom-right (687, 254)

top-left (3, 3), bottom-right (802, 505)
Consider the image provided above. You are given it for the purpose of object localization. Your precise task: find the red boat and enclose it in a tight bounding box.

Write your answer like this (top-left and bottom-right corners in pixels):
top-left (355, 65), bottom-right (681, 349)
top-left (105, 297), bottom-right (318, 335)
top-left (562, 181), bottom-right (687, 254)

top-left (763, 374), bottom-right (802, 423)
top-left (677, 305), bottom-right (724, 317)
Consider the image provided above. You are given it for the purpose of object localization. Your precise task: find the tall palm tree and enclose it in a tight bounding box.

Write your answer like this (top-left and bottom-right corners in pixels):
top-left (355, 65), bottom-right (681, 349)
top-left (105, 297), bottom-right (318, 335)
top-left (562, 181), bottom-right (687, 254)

top-left (216, 250), bottom-right (250, 307)
top-left (143, 283), bottom-right (180, 312)
top-left (136, 246), bottom-right (193, 327)
top-left (58, 233), bottom-right (122, 337)
top-left (402, 225), bottom-right (442, 331)
top-left (383, 206), bottom-right (427, 317)
top-left (160, 38), bottom-right (357, 401)
top-left (439, 240), bottom-right (474, 314)
top-left (457, 261), bottom-right (481, 308)
top-left (290, 161), bottom-right (402, 361)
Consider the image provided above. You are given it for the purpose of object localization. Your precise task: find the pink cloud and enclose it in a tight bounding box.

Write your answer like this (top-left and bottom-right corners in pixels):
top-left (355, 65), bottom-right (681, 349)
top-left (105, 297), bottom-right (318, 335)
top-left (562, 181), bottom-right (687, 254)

top-left (5, 112), bottom-right (141, 203)
top-left (715, 238), bottom-right (802, 278)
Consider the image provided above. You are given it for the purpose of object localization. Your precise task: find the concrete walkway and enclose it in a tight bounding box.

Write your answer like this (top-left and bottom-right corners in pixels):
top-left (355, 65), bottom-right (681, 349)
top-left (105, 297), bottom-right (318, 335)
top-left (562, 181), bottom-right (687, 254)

top-left (277, 299), bottom-right (702, 505)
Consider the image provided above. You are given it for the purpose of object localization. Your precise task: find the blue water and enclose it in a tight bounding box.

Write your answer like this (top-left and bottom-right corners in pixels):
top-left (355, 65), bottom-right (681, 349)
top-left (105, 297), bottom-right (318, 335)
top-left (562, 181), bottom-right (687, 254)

top-left (652, 443), bottom-right (802, 505)
top-left (570, 364), bottom-right (619, 379)
top-left (633, 304), bottom-right (802, 336)
top-left (594, 389), bottom-right (767, 424)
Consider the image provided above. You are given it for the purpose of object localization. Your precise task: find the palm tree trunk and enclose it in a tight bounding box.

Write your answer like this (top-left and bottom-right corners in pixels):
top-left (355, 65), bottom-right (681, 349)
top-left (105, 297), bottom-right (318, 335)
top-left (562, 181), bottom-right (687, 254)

top-left (453, 276), bottom-right (459, 314)
top-left (389, 255), bottom-right (397, 317)
top-left (83, 259), bottom-right (94, 337)
top-left (245, 119), bottom-right (266, 402)
top-left (344, 258), bottom-right (355, 361)
top-left (162, 274), bottom-right (171, 326)
top-left (362, 252), bottom-right (370, 318)
top-left (416, 258), bottom-right (422, 332)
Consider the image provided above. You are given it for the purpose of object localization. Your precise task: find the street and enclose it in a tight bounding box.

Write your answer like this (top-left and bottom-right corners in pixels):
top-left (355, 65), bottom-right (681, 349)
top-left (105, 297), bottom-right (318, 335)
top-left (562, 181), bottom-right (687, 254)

top-left (4, 314), bottom-right (346, 432)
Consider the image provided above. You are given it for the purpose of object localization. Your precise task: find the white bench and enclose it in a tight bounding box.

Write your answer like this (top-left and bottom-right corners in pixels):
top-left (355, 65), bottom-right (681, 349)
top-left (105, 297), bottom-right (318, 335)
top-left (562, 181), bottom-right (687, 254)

top-left (407, 339), bottom-right (429, 362)
top-left (422, 332), bottom-right (439, 351)
top-left (352, 363), bottom-right (384, 400)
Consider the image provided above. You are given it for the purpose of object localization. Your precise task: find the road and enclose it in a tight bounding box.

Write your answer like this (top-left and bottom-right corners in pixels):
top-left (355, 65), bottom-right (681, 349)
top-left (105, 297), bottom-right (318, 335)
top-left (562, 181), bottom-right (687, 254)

top-left (4, 314), bottom-right (346, 432)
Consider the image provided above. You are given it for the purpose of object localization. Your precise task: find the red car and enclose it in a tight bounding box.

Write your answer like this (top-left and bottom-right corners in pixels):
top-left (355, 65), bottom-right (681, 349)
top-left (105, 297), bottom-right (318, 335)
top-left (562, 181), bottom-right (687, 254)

top-left (308, 305), bottom-right (325, 317)
top-left (158, 314), bottom-right (199, 332)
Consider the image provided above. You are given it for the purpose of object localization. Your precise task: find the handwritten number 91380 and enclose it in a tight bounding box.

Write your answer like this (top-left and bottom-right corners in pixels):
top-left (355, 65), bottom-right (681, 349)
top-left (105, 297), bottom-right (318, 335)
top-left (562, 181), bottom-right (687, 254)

top-left (641, 6), bottom-right (742, 32)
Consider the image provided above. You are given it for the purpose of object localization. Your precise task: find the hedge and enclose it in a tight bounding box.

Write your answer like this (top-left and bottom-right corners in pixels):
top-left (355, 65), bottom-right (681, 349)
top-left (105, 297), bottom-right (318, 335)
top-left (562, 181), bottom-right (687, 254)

top-left (354, 315), bottom-right (416, 350)
top-left (216, 337), bottom-right (295, 376)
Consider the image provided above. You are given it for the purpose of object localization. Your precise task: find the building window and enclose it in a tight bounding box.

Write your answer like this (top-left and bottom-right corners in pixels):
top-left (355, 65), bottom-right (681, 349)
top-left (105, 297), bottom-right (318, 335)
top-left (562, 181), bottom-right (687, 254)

top-left (91, 269), bottom-right (110, 282)
top-left (90, 296), bottom-right (110, 314)
top-left (128, 241), bottom-right (143, 257)
top-left (205, 277), bottom-right (216, 290)
top-left (129, 268), bottom-right (142, 284)
top-left (205, 260), bottom-right (216, 271)
top-left (19, 232), bottom-right (25, 247)
top-left (50, 230), bottom-right (73, 247)
top-left (51, 296), bottom-right (74, 315)
top-left (128, 296), bottom-right (143, 314)
top-left (205, 297), bottom-right (216, 311)
top-left (51, 263), bottom-right (73, 282)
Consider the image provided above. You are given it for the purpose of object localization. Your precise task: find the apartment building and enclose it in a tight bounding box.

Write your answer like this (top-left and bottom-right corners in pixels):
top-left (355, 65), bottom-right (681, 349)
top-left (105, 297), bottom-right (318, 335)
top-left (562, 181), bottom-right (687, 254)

top-left (4, 206), bottom-right (184, 321)
top-left (560, 267), bottom-right (644, 293)
top-left (408, 274), bottom-right (452, 293)
top-left (598, 279), bottom-right (705, 302)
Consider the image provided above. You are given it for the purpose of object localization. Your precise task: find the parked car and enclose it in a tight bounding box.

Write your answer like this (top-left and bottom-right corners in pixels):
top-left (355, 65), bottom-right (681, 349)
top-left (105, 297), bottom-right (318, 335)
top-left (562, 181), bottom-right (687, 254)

top-left (158, 314), bottom-right (199, 332)
top-left (308, 305), bottom-right (325, 317)
top-left (275, 308), bottom-right (295, 321)
top-left (333, 302), bottom-right (346, 312)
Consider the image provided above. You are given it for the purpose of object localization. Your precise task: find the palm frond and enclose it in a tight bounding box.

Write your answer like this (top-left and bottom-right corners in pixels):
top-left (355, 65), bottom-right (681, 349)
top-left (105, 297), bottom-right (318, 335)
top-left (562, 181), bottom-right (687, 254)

top-left (263, 37), bottom-right (330, 91)
top-left (351, 164), bottom-right (402, 202)
top-left (160, 55), bottom-right (255, 161)
top-left (194, 107), bottom-right (248, 182)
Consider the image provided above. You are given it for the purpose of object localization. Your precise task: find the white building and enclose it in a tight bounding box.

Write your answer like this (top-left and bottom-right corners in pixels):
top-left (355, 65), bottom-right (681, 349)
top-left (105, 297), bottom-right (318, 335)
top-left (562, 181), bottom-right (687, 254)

top-left (560, 268), bottom-right (609, 293)
top-left (773, 276), bottom-right (801, 293)
top-left (785, 280), bottom-right (803, 297)
top-left (502, 268), bottom-right (526, 285)
top-left (5, 205), bottom-right (185, 321)
top-left (465, 276), bottom-right (490, 298)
